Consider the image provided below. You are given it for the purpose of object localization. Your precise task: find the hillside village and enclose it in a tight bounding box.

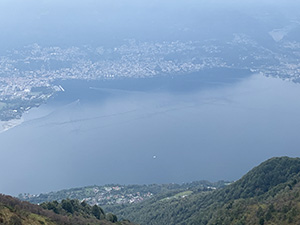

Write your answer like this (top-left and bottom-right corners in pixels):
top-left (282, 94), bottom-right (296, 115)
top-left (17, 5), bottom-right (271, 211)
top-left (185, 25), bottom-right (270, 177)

top-left (18, 181), bottom-right (228, 206)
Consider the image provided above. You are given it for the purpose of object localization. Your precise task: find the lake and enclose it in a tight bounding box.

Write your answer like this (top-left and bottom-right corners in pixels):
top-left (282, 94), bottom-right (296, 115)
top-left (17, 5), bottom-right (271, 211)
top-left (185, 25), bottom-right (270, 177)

top-left (1, 69), bottom-right (300, 196)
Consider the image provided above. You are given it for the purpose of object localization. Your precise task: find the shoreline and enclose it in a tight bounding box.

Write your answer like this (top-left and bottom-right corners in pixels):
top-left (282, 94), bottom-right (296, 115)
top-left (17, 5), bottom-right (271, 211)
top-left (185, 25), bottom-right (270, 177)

top-left (0, 118), bottom-right (24, 134)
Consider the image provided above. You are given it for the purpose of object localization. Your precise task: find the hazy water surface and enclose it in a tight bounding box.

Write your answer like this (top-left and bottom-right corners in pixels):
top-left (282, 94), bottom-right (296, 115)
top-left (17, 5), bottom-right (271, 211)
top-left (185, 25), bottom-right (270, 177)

top-left (1, 72), bottom-right (300, 195)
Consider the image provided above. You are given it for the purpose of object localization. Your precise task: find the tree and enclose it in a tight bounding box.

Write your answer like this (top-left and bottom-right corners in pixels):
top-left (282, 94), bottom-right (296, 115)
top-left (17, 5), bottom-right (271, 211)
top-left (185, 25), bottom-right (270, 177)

top-left (106, 213), bottom-right (118, 223)
top-left (61, 199), bottom-right (74, 214)
top-left (92, 204), bottom-right (105, 220)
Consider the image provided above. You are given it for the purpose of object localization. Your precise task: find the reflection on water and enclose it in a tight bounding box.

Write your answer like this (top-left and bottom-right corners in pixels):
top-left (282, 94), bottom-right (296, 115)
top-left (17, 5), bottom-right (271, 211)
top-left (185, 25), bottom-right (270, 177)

top-left (1, 72), bottom-right (300, 195)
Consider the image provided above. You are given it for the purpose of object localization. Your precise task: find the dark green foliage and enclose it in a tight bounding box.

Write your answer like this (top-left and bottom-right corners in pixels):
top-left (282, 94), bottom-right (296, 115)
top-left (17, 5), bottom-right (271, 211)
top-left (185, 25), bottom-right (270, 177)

top-left (106, 157), bottom-right (300, 225)
top-left (259, 218), bottom-right (264, 225)
top-left (211, 157), bottom-right (300, 202)
top-left (106, 213), bottom-right (118, 223)
top-left (43, 200), bottom-right (59, 214)
top-left (41, 198), bottom-right (127, 224)
top-left (0, 194), bottom-right (135, 225)
top-left (41, 199), bottom-right (106, 219)
top-left (92, 204), bottom-right (105, 220)
top-left (61, 199), bottom-right (74, 214)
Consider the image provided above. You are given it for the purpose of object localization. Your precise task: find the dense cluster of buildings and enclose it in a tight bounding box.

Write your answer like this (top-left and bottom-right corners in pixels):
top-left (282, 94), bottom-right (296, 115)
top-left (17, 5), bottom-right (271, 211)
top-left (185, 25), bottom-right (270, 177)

top-left (0, 36), bottom-right (299, 120)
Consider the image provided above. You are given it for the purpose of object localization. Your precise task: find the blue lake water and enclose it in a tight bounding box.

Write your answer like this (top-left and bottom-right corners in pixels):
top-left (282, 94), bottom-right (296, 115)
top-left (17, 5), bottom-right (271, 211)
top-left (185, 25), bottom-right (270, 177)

top-left (1, 70), bottom-right (300, 196)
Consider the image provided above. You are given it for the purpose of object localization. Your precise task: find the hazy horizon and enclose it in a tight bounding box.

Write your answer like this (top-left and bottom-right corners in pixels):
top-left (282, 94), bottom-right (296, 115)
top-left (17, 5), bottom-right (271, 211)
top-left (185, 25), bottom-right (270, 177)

top-left (0, 0), bottom-right (299, 49)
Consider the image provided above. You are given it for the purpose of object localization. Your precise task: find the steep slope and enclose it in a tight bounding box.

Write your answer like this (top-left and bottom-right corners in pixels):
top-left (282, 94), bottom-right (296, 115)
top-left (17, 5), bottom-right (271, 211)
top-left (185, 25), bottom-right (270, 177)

top-left (207, 179), bottom-right (300, 225)
top-left (189, 156), bottom-right (300, 225)
top-left (107, 157), bottom-right (300, 225)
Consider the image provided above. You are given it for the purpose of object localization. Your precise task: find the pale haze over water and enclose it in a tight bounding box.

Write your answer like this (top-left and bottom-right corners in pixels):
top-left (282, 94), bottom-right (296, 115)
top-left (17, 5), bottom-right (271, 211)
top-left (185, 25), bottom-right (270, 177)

top-left (0, 0), bottom-right (300, 196)
top-left (1, 73), bottom-right (300, 195)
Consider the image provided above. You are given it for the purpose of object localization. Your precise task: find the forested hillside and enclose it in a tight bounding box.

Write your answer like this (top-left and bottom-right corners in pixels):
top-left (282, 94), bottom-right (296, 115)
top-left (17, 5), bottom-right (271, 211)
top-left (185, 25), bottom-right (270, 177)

top-left (0, 194), bottom-right (135, 225)
top-left (6, 156), bottom-right (300, 225)
top-left (105, 157), bottom-right (300, 225)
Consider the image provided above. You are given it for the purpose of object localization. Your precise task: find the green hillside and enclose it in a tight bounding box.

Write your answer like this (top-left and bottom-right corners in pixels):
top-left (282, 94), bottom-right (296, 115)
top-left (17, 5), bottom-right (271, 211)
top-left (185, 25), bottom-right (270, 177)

top-left (7, 156), bottom-right (300, 225)
top-left (19, 181), bottom-right (228, 206)
top-left (0, 194), bottom-right (135, 225)
top-left (105, 157), bottom-right (300, 225)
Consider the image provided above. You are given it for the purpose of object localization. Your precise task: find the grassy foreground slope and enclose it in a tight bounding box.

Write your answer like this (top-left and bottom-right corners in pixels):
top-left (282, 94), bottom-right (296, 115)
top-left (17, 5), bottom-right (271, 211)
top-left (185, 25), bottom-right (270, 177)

top-left (0, 194), bottom-right (134, 225)
top-left (107, 157), bottom-right (300, 225)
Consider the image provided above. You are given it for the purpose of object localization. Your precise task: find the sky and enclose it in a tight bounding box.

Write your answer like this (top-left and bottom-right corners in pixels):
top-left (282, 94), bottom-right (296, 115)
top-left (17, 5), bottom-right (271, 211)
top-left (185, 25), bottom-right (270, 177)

top-left (0, 0), bottom-right (299, 50)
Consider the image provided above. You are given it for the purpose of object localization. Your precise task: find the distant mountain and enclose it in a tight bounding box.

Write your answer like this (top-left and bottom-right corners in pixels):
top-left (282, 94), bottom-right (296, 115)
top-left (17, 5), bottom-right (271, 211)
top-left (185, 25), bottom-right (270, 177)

top-left (105, 157), bottom-right (300, 225)
top-left (0, 194), bottom-right (134, 225)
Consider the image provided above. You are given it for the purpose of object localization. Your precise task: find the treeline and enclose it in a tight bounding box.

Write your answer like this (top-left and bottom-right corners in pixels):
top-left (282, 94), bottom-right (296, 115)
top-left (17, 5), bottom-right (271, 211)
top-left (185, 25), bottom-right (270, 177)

top-left (41, 199), bottom-right (124, 223)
